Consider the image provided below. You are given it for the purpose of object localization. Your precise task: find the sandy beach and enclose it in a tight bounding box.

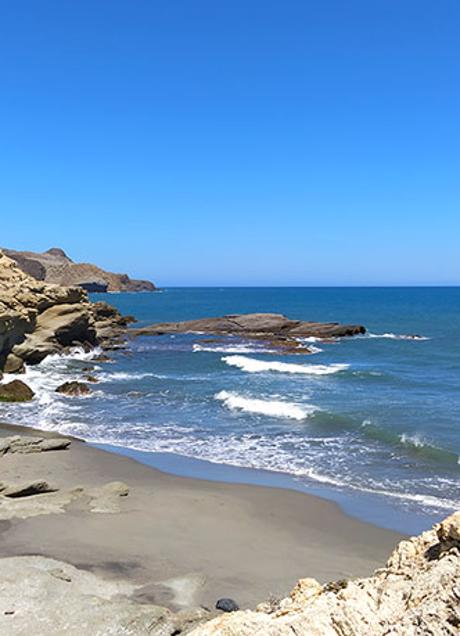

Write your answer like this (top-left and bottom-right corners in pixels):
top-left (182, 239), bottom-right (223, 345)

top-left (0, 422), bottom-right (403, 612)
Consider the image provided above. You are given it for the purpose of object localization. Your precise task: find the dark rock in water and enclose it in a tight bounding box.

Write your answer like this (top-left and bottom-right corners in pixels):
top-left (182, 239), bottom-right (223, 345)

top-left (133, 313), bottom-right (366, 342)
top-left (0, 380), bottom-right (34, 402)
top-left (55, 381), bottom-right (91, 396)
top-left (78, 281), bottom-right (109, 293)
top-left (83, 374), bottom-right (99, 383)
top-left (216, 598), bottom-right (239, 612)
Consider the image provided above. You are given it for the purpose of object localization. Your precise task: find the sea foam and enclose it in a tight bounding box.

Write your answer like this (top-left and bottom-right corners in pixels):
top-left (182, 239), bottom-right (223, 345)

top-left (222, 355), bottom-right (349, 375)
top-left (215, 391), bottom-right (318, 420)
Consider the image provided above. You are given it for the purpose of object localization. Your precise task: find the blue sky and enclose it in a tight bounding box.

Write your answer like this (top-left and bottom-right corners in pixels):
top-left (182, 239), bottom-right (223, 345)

top-left (0, 1), bottom-right (459, 285)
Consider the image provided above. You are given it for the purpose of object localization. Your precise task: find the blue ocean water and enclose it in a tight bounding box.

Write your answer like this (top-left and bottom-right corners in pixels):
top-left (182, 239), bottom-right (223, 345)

top-left (2, 287), bottom-right (460, 533)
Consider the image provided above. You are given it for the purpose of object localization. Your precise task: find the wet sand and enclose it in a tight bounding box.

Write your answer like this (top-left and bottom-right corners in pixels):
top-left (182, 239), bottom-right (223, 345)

top-left (0, 422), bottom-right (404, 610)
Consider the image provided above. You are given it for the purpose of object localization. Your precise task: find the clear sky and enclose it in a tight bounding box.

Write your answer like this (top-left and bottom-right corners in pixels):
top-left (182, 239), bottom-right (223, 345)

top-left (0, 1), bottom-right (459, 286)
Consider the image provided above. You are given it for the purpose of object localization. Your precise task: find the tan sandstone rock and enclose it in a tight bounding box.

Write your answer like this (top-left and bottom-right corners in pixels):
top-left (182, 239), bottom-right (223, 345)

top-left (0, 556), bottom-right (209, 635)
top-left (0, 251), bottom-right (130, 372)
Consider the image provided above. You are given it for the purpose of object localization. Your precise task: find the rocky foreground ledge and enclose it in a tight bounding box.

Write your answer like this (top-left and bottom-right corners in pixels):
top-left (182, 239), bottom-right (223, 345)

top-left (190, 512), bottom-right (460, 636)
top-left (0, 251), bottom-right (130, 374)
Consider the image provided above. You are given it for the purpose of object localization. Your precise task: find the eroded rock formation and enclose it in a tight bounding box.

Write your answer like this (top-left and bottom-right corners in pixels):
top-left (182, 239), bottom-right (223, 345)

top-left (0, 251), bottom-right (129, 373)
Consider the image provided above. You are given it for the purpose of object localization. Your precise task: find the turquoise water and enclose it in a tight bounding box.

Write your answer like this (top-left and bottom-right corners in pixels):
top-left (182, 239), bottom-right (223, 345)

top-left (2, 287), bottom-right (460, 533)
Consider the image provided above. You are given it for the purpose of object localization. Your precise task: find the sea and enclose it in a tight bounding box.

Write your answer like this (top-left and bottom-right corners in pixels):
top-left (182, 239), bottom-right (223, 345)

top-left (2, 287), bottom-right (460, 535)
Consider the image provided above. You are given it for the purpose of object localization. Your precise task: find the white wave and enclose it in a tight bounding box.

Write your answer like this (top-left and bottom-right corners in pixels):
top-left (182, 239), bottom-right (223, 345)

top-left (222, 355), bottom-right (349, 375)
top-left (39, 346), bottom-right (104, 365)
top-left (193, 343), bottom-right (273, 354)
top-left (400, 433), bottom-right (427, 448)
top-left (366, 333), bottom-right (430, 341)
top-left (215, 391), bottom-right (318, 420)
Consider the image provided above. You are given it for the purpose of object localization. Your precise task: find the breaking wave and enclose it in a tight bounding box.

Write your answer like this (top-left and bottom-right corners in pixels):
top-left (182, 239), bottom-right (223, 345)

top-left (215, 391), bottom-right (318, 420)
top-left (222, 355), bottom-right (349, 375)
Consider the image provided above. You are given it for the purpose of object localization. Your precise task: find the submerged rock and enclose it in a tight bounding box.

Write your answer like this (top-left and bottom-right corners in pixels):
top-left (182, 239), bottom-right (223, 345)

top-left (0, 380), bottom-right (34, 402)
top-left (83, 374), bottom-right (99, 383)
top-left (55, 381), bottom-right (91, 396)
top-left (190, 511), bottom-right (460, 636)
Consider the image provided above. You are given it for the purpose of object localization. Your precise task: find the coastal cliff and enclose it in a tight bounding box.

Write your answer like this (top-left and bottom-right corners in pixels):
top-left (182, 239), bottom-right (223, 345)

top-left (3, 246), bottom-right (155, 292)
top-left (0, 251), bottom-right (128, 373)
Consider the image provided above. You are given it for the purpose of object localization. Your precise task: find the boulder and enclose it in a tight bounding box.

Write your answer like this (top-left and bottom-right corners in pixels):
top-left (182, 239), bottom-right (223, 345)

top-left (3, 353), bottom-right (25, 374)
top-left (216, 599), bottom-right (240, 612)
top-left (55, 381), bottom-right (91, 397)
top-left (0, 380), bottom-right (34, 402)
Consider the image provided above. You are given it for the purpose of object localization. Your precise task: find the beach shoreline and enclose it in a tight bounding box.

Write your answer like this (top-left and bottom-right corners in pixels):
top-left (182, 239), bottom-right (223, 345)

top-left (0, 420), bottom-right (404, 612)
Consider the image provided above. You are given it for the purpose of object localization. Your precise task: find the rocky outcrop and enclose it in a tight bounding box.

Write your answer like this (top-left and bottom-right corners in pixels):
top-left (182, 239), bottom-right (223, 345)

top-left (133, 313), bottom-right (366, 344)
top-left (190, 511), bottom-right (460, 636)
top-left (3, 246), bottom-right (156, 292)
top-left (55, 381), bottom-right (91, 396)
top-left (0, 251), bottom-right (129, 373)
top-left (0, 380), bottom-right (34, 402)
top-left (0, 435), bottom-right (71, 455)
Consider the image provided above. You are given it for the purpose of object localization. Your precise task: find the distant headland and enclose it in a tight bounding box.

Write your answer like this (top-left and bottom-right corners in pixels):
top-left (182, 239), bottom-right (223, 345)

top-left (2, 246), bottom-right (156, 293)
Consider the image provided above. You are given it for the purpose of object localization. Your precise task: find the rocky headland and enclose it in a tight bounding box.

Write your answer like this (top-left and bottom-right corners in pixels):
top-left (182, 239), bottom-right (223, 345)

top-left (0, 250), bottom-right (130, 376)
top-left (3, 246), bottom-right (155, 292)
